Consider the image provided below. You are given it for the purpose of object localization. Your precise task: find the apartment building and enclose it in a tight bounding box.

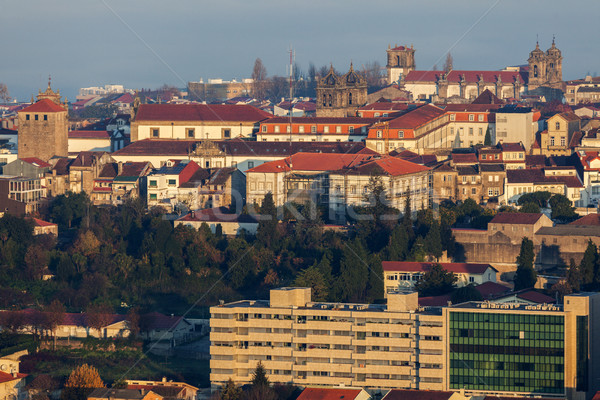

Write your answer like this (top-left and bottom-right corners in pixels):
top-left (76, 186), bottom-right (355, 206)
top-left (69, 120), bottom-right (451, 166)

top-left (210, 288), bottom-right (600, 400)
top-left (210, 288), bottom-right (445, 391)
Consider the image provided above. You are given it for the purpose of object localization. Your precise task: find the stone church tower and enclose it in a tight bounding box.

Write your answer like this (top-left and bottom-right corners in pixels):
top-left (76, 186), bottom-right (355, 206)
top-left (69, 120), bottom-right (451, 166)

top-left (18, 80), bottom-right (69, 162)
top-left (528, 39), bottom-right (563, 91)
top-left (386, 44), bottom-right (416, 85)
top-left (316, 64), bottom-right (367, 117)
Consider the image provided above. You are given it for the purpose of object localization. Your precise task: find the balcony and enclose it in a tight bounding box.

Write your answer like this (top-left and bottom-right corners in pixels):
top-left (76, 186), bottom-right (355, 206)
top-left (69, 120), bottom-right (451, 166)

top-left (352, 364), bottom-right (412, 376)
top-left (363, 378), bottom-right (413, 389)
top-left (209, 332), bottom-right (236, 342)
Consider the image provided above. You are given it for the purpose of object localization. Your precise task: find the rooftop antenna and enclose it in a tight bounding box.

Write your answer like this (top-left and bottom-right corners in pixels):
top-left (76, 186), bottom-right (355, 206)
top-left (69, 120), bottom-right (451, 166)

top-left (288, 46), bottom-right (295, 146)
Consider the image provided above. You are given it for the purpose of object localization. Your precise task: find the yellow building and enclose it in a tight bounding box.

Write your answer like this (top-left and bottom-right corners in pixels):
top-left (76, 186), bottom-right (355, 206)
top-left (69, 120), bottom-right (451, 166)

top-left (211, 289), bottom-right (600, 400)
top-left (210, 288), bottom-right (445, 391)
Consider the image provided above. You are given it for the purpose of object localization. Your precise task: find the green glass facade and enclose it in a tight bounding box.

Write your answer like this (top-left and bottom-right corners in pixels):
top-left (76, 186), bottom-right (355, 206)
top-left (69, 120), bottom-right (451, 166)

top-left (449, 311), bottom-right (564, 394)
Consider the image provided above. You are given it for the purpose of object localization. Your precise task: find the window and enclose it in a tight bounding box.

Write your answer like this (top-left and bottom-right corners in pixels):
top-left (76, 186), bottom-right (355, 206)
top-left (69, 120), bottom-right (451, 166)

top-left (168, 179), bottom-right (176, 186)
top-left (222, 128), bottom-right (231, 138)
top-left (398, 131), bottom-right (404, 138)
top-left (351, 185), bottom-right (356, 194)
top-left (286, 125), bottom-right (291, 133)
top-left (261, 125), bottom-right (267, 133)
top-left (348, 93), bottom-right (353, 105)
top-left (478, 114), bottom-right (484, 122)
top-left (462, 176), bottom-right (467, 183)
top-left (469, 276), bottom-right (475, 283)
top-left (299, 125), bottom-right (305, 133)
top-left (471, 176), bottom-right (476, 183)
top-left (550, 136), bottom-right (555, 146)
top-left (471, 188), bottom-right (477, 195)
top-left (152, 128), bottom-right (159, 137)
top-left (482, 154), bottom-right (487, 160)
top-left (375, 113), bottom-right (380, 117)
top-left (450, 114), bottom-right (455, 121)
top-left (479, 127), bottom-right (483, 135)
top-left (494, 188), bottom-right (499, 196)
top-left (35, 114), bottom-right (39, 121)
top-left (488, 188), bottom-right (494, 196)
top-left (561, 137), bottom-right (566, 146)
top-left (26, 114), bottom-right (30, 121)
top-left (495, 175), bottom-right (499, 182)
top-left (324, 126), bottom-right (330, 133)
top-left (555, 122), bottom-right (560, 130)
top-left (43, 115), bottom-right (48, 121)
top-left (311, 125), bottom-right (317, 133)
top-left (275, 125), bottom-right (280, 133)
top-left (377, 130), bottom-right (382, 138)
top-left (149, 194), bottom-right (157, 200)
top-left (349, 126), bottom-right (354, 134)
top-left (149, 180), bottom-right (157, 188)
top-left (187, 128), bottom-right (195, 138)
top-left (336, 126), bottom-right (341, 133)
top-left (469, 128), bottom-right (473, 136)
top-left (488, 175), bottom-right (493, 182)
top-left (248, 161), bottom-right (254, 168)
top-left (469, 114), bottom-right (474, 121)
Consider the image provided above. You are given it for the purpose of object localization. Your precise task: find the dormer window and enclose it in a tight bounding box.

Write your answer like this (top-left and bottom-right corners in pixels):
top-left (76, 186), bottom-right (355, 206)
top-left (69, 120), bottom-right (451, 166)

top-left (469, 114), bottom-right (474, 121)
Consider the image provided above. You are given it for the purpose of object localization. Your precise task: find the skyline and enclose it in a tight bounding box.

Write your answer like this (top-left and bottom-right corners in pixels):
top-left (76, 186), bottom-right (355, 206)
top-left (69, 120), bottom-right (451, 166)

top-left (2, 0), bottom-right (600, 101)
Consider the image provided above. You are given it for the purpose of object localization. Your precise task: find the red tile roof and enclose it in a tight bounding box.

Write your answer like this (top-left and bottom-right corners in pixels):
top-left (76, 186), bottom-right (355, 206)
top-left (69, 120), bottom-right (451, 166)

top-left (339, 156), bottom-right (430, 177)
top-left (385, 104), bottom-right (446, 130)
top-left (499, 142), bottom-right (525, 152)
top-left (359, 102), bottom-right (411, 111)
top-left (383, 389), bottom-right (455, 400)
top-left (404, 70), bottom-right (527, 84)
top-left (69, 130), bottom-right (111, 139)
top-left (451, 153), bottom-right (478, 164)
top-left (246, 152), bottom-right (374, 174)
top-left (135, 104), bottom-right (273, 122)
top-left (20, 157), bottom-right (52, 168)
top-left (517, 290), bottom-right (555, 304)
top-left (0, 371), bottom-right (27, 384)
top-left (475, 281), bottom-right (511, 298)
top-left (418, 294), bottom-right (452, 307)
top-left (31, 218), bottom-right (57, 228)
top-left (264, 116), bottom-right (377, 125)
top-left (297, 388), bottom-right (363, 400)
top-left (506, 168), bottom-right (583, 188)
top-left (570, 214), bottom-right (600, 226)
top-left (489, 212), bottom-right (544, 225)
top-left (19, 99), bottom-right (65, 113)
top-left (382, 262), bottom-right (495, 274)
top-left (141, 312), bottom-right (188, 331)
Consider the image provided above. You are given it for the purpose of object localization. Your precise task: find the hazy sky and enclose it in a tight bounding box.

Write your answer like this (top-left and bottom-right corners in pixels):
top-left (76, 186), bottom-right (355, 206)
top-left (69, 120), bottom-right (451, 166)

top-left (2, 0), bottom-right (599, 101)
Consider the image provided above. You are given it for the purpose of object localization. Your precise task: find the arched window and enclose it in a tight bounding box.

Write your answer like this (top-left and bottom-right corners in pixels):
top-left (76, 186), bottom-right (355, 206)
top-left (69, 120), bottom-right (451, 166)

top-left (533, 65), bottom-right (538, 78)
top-left (328, 95), bottom-right (332, 107)
top-left (397, 55), bottom-right (401, 66)
top-left (322, 94), bottom-right (327, 107)
top-left (348, 93), bottom-right (353, 105)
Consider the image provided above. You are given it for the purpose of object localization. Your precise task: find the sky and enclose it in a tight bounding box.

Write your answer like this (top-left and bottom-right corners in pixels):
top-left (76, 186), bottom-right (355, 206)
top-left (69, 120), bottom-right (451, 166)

top-left (1, 0), bottom-right (599, 102)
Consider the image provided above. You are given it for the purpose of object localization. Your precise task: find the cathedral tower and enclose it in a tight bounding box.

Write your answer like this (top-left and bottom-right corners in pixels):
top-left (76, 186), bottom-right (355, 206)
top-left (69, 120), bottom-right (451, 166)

top-left (316, 64), bottom-right (367, 117)
top-left (386, 44), bottom-right (416, 85)
top-left (528, 38), bottom-right (563, 91)
top-left (18, 78), bottom-right (69, 162)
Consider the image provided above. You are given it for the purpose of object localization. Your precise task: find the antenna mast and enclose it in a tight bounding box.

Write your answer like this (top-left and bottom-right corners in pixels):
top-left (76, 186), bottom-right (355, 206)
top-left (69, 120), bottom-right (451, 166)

top-left (288, 46), bottom-right (295, 144)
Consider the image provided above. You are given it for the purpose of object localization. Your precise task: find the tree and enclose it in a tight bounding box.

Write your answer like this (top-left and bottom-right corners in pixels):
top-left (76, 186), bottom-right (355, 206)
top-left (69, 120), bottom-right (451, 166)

top-left (44, 300), bottom-right (65, 349)
top-left (363, 174), bottom-right (389, 220)
top-left (294, 264), bottom-right (328, 301)
top-left (518, 191), bottom-right (551, 208)
top-left (219, 378), bottom-right (241, 400)
top-left (361, 61), bottom-right (385, 91)
top-left (72, 231), bottom-right (101, 257)
top-left (245, 362), bottom-right (276, 400)
top-left (126, 307), bottom-right (141, 338)
top-left (443, 53), bottom-right (453, 72)
top-left (484, 126), bottom-right (492, 146)
top-left (366, 254), bottom-right (384, 302)
top-left (256, 193), bottom-right (278, 247)
top-left (335, 240), bottom-right (369, 302)
top-left (549, 194), bottom-right (577, 221)
top-left (414, 264), bottom-right (457, 297)
top-left (424, 220), bottom-right (443, 260)
top-left (265, 76), bottom-right (289, 103)
top-left (62, 364), bottom-right (104, 400)
top-left (251, 58), bottom-right (268, 100)
top-left (519, 202), bottom-right (541, 214)
top-left (85, 304), bottom-right (114, 338)
top-left (514, 237), bottom-right (536, 290)
top-left (579, 240), bottom-right (597, 287)
top-left (567, 258), bottom-right (581, 292)
top-left (451, 284), bottom-right (483, 304)
top-left (0, 83), bottom-right (10, 102)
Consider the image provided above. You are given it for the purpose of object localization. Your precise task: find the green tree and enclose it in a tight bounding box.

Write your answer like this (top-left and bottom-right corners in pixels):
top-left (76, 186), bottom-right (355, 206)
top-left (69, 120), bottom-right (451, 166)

top-left (386, 225), bottom-right (409, 260)
top-left (567, 258), bottom-right (581, 292)
top-left (424, 220), bottom-right (443, 260)
top-left (294, 264), bottom-right (328, 301)
top-left (517, 191), bottom-right (551, 208)
top-left (484, 126), bottom-right (492, 146)
top-left (514, 237), bottom-right (537, 290)
top-left (549, 194), bottom-right (578, 221)
top-left (579, 240), bottom-right (597, 287)
top-left (363, 174), bottom-right (388, 220)
top-left (414, 264), bottom-right (457, 297)
top-left (245, 362), bottom-right (276, 400)
top-left (451, 284), bottom-right (483, 304)
top-left (519, 202), bottom-right (541, 214)
top-left (220, 378), bottom-right (241, 400)
top-left (335, 240), bottom-right (369, 302)
top-left (256, 193), bottom-right (278, 247)
top-left (366, 254), bottom-right (384, 302)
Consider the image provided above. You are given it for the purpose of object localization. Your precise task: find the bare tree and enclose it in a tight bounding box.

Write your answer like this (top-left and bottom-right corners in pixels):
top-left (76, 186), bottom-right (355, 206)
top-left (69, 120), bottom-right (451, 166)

top-left (362, 61), bottom-right (385, 91)
top-left (443, 53), bottom-right (453, 72)
top-left (251, 58), bottom-right (268, 100)
top-left (0, 83), bottom-right (10, 103)
top-left (265, 76), bottom-right (289, 103)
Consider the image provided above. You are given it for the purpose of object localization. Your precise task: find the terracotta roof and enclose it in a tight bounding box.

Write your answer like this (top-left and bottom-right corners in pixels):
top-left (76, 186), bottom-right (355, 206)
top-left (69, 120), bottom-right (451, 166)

top-left (69, 130), bottom-right (111, 139)
top-left (499, 142), bottom-right (524, 152)
top-left (246, 152), bottom-right (374, 174)
top-left (297, 388), bottom-right (363, 400)
top-left (19, 99), bottom-right (65, 113)
top-left (20, 157), bottom-right (52, 168)
top-left (0, 371), bottom-right (27, 384)
top-left (31, 218), bottom-right (57, 228)
top-left (418, 294), bottom-right (451, 307)
top-left (208, 167), bottom-right (236, 185)
top-left (570, 214), bottom-right (600, 226)
top-left (383, 389), bottom-right (455, 400)
top-left (517, 290), bottom-right (555, 303)
top-left (126, 385), bottom-right (183, 398)
top-left (338, 156), bottom-right (430, 177)
top-left (489, 212), bottom-right (543, 225)
top-left (113, 139), bottom-right (195, 157)
top-left (264, 116), bottom-right (377, 124)
top-left (52, 158), bottom-right (74, 175)
top-left (70, 151), bottom-right (108, 168)
top-left (384, 104), bottom-right (446, 130)
top-left (475, 281), bottom-right (511, 298)
top-left (98, 163), bottom-right (118, 178)
top-left (88, 388), bottom-right (155, 400)
top-left (135, 103), bottom-right (273, 122)
top-left (359, 102), bottom-right (411, 111)
top-left (506, 168), bottom-right (583, 188)
top-left (554, 112), bottom-right (580, 122)
top-left (452, 153), bottom-right (478, 164)
top-left (141, 312), bottom-right (188, 331)
top-left (382, 261), bottom-right (495, 274)
top-left (526, 154), bottom-right (546, 168)
top-left (442, 104), bottom-right (502, 112)
top-left (404, 70), bottom-right (527, 84)
top-left (471, 89), bottom-right (504, 105)
top-left (116, 162), bottom-right (152, 180)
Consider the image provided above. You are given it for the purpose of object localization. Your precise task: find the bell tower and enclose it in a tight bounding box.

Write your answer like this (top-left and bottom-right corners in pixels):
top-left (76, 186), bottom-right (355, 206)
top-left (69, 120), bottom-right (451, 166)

top-left (386, 44), bottom-right (416, 85)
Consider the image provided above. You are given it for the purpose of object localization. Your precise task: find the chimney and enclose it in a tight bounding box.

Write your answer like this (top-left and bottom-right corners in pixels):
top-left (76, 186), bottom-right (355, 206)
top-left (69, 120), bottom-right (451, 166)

top-left (162, 377), bottom-right (167, 383)
top-left (118, 161), bottom-right (123, 175)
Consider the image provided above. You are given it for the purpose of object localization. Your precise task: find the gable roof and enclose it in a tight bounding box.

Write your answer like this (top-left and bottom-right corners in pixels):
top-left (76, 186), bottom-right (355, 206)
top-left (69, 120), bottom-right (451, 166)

top-left (19, 99), bottom-right (65, 113)
top-left (383, 389), bottom-right (455, 400)
top-left (475, 281), bottom-right (511, 298)
top-left (141, 312), bottom-right (189, 331)
top-left (384, 104), bottom-right (446, 130)
top-left (20, 158), bottom-right (52, 168)
top-left (489, 212), bottom-right (544, 225)
top-left (506, 168), bottom-right (583, 188)
top-left (0, 371), bottom-right (27, 384)
top-left (471, 89), bottom-right (504, 105)
top-left (88, 389), bottom-right (158, 400)
top-left (246, 152), bottom-right (374, 174)
top-left (337, 156), bottom-right (430, 177)
top-left (570, 214), bottom-right (600, 226)
top-left (297, 388), bottom-right (364, 400)
top-left (382, 261), bottom-right (495, 274)
top-left (135, 104), bottom-right (272, 122)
